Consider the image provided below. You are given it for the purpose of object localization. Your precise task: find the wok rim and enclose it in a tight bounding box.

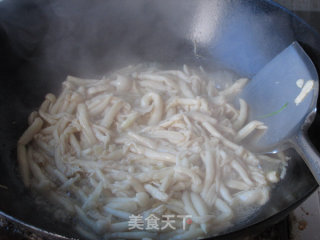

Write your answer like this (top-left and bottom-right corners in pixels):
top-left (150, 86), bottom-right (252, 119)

top-left (0, 0), bottom-right (320, 239)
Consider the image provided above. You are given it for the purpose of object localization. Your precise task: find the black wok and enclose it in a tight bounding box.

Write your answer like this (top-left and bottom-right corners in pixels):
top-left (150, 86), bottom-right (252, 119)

top-left (0, 0), bottom-right (319, 239)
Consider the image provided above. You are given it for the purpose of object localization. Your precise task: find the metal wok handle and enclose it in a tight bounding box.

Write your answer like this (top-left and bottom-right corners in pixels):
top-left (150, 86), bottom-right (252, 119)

top-left (291, 114), bottom-right (320, 185)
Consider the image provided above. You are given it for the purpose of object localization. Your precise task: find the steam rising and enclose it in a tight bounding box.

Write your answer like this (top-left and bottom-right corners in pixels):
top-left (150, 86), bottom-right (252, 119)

top-left (1, 0), bottom-right (295, 81)
top-left (35, 0), bottom-right (197, 79)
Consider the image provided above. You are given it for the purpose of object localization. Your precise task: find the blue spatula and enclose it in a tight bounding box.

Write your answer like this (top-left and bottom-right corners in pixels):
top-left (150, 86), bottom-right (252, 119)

top-left (240, 42), bottom-right (320, 184)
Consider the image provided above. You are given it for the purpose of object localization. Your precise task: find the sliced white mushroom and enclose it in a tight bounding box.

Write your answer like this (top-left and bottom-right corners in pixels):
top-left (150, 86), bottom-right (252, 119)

top-left (141, 92), bottom-right (164, 125)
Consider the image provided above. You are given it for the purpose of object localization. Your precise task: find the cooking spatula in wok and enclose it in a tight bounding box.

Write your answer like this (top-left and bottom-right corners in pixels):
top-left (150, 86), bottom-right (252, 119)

top-left (240, 41), bottom-right (320, 184)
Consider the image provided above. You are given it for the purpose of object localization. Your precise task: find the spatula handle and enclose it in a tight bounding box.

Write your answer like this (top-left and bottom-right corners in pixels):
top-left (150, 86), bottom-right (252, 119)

top-left (293, 130), bottom-right (320, 185)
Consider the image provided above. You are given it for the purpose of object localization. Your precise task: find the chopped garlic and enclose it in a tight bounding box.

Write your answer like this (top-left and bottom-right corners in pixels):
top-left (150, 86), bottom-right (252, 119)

top-left (295, 80), bottom-right (314, 105)
top-left (296, 79), bottom-right (304, 88)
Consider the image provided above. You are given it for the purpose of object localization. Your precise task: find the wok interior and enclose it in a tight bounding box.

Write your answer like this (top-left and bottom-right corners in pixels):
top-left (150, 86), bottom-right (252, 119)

top-left (0, 0), bottom-right (319, 239)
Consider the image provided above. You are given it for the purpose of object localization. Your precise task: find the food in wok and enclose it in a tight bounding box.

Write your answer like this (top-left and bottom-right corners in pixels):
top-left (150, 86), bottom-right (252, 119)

top-left (17, 64), bottom-right (287, 239)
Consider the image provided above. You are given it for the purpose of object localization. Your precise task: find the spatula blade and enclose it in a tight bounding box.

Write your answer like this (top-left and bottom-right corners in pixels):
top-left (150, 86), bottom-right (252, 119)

top-left (240, 42), bottom-right (318, 152)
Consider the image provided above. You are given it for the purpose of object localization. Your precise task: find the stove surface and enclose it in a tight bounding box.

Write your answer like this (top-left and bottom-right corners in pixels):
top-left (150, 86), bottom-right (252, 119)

top-left (291, 188), bottom-right (320, 240)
